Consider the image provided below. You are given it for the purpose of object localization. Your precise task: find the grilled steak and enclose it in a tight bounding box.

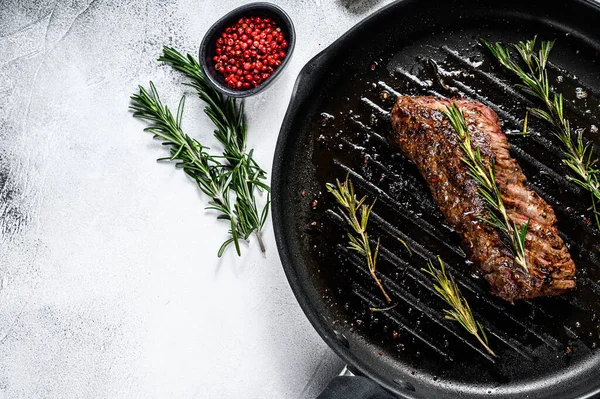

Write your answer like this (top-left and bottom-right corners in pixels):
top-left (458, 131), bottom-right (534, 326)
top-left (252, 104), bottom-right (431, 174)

top-left (390, 96), bottom-right (576, 302)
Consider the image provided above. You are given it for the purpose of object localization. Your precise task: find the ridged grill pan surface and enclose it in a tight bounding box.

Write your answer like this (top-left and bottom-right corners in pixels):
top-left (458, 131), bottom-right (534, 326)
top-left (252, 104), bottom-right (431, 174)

top-left (272, 1), bottom-right (600, 397)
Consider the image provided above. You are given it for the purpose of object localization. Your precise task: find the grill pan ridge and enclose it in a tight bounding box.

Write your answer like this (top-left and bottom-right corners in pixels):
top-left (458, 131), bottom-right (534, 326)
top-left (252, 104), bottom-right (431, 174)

top-left (272, 1), bottom-right (600, 398)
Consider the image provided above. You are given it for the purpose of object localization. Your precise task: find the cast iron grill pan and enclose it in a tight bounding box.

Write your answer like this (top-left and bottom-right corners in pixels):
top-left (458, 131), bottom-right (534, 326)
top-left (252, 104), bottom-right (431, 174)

top-left (272, 0), bottom-right (600, 397)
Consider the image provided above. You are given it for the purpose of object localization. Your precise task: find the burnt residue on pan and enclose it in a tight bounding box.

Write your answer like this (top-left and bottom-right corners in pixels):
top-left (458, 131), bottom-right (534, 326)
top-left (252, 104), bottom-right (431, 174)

top-left (292, 26), bottom-right (600, 387)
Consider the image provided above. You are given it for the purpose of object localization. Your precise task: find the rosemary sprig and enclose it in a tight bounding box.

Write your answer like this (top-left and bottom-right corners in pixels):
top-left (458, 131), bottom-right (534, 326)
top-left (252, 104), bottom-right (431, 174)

top-left (327, 175), bottom-right (392, 303)
top-left (444, 103), bottom-right (530, 273)
top-left (158, 46), bottom-right (270, 252)
top-left (158, 47), bottom-right (263, 173)
top-left (423, 257), bottom-right (496, 357)
top-left (130, 82), bottom-right (242, 256)
top-left (481, 36), bottom-right (600, 229)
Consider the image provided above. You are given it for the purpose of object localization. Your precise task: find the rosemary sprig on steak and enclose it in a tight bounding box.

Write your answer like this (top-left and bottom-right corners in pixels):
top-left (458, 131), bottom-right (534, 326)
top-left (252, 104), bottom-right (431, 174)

top-left (482, 36), bottom-right (600, 230)
top-left (391, 96), bottom-right (576, 301)
top-left (327, 175), bottom-right (392, 303)
top-left (423, 257), bottom-right (496, 357)
top-left (444, 103), bottom-right (531, 273)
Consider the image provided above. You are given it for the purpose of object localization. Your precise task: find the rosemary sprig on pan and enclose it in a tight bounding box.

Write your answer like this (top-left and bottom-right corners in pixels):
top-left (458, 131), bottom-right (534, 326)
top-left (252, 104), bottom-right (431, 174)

top-left (423, 257), bottom-right (495, 357)
top-left (327, 175), bottom-right (392, 303)
top-left (444, 103), bottom-right (530, 273)
top-left (481, 36), bottom-right (600, 229)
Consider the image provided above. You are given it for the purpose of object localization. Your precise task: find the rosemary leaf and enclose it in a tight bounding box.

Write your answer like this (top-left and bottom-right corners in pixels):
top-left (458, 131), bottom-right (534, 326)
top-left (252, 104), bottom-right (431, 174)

top-left (397, 237), bottom-right (413, 257)
top-left (423, 257), bottom-right (496, 357)
top-left (327, 175), bottom-right (392, 303)
top-left (520, 111), bottom-right (529, 135)
top-left (482, 36), bottom-right (600, 230)
top-left (443, 103), bottom-right (530, 273)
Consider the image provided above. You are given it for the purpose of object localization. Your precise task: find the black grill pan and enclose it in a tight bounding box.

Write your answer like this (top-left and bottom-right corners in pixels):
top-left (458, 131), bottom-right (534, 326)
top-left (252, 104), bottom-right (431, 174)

top-left (272, 0), bottom-right (600, 397)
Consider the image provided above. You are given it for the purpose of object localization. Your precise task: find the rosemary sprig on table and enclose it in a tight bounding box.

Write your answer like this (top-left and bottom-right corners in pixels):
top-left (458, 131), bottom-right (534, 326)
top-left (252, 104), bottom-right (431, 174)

top-left (159, 47), bottom-right (269, 253)
top-left (131, 46), bottom-right (269, 256)
top-left (481, 36), bottom-right (600, 229)
top-left (423, 257), bottom-right (495, 357)
top-left (327, 175), bottom-right (392, 303)
top-left (130, 82), bottom-right (239, 255)
top-left (159, 47), bottom-right (265, 176)
top-left (130, 81), bottom-right (268, 257)
top-left (444, 103), bottom-right (530, 273)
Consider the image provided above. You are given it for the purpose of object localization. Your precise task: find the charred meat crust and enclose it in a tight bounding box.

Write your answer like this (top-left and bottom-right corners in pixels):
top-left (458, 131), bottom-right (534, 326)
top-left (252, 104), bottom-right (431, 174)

top-left (389, 96), bottom-right (576, 302)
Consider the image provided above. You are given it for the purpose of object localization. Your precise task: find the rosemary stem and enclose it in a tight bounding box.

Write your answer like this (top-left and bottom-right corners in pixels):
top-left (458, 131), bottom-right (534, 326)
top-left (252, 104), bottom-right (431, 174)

top-left (255, 230), bottom-right (266, 254)
top-left (357, 215), bottom-right (391, 303)
top-left (476, 332), bottom-right (497, 357)
top-left (371, 269), bottom-right (392, 303)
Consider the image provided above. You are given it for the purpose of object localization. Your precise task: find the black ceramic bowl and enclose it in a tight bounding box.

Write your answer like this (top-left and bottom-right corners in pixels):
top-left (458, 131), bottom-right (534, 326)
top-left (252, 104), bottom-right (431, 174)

top-left (199, 2), bottom-right (296, 98)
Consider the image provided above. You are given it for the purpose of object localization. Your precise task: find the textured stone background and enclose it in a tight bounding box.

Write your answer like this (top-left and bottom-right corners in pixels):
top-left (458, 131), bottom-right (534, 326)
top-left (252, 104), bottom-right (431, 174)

top-left (0, 0), bottom-right (396, 398)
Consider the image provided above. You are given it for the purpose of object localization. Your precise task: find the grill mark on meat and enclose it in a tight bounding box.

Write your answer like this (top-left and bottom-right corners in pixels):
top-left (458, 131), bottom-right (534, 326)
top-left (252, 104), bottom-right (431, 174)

top-left (389, 96), bottom-right (576, 302)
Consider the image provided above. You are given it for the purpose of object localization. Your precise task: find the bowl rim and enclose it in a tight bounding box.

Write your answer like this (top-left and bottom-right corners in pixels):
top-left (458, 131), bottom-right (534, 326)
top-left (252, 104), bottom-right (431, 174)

top-left (199, 2), bottom-right (296, 98)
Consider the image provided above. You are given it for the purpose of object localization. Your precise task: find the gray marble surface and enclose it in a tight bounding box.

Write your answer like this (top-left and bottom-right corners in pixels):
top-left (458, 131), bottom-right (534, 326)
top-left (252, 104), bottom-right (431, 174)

top-left (0, 0), bottom-right (396, 398)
